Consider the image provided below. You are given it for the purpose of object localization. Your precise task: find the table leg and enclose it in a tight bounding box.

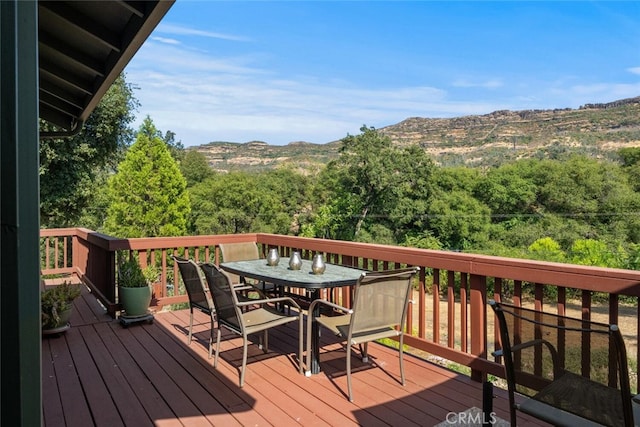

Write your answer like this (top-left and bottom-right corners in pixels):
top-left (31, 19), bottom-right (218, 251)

top-left (310, 289), bottom-right (321, 375)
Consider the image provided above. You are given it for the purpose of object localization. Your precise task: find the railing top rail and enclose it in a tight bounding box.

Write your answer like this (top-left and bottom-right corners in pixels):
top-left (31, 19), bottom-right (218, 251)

top-left (40, 229), bottom-right (640, 296)
top-left (256, 233), bottom-right (640, 295)
top-left (104, 233), bottom-right (259, 251)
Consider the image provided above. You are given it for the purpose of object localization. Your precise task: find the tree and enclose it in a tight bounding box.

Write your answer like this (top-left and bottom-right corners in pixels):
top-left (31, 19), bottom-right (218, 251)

top-left (40, 74), bottom-right (138, 227)
top-left (425, 189), bottom-right (491, 250)
top-left (474, 162), bottom-right (537, 222)
top-left (138, 115), bottom-right (185, 163)
top-left (305, 125), bottom-right (435, 243)
top-left (189, 173), bottom-right (276, 235)
top-left (569, 239), bottom-right (622, 268)
top-left (617, 147), bottom-right (640, 167)
top-left (104, 120), bottom-right (190, 237)
top-left (334, 125), bottom-right (398, 238)
top-left (180, 150), bottom-right (214, 187)
top-left (528, 237), bottom-right (565, 262)
top-left (618, 147), bottom-right (640, 192)
top-left (188, 168), bottom-right (310, 236)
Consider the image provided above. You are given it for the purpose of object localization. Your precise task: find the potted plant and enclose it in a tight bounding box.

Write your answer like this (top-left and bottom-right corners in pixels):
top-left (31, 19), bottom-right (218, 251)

top-left (41, 281), bottom-right (81, 335)
top-left (118, 258), bottom-right (157, 317)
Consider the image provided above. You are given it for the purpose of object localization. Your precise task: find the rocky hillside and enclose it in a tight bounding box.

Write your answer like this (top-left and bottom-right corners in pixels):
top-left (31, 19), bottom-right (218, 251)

top-left (194, 96), bottom-right (640, 172)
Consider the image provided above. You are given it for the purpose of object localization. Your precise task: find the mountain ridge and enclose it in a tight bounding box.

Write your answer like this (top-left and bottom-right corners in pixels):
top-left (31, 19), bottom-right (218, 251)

top-left (193, 96), bottom-right (640, 172)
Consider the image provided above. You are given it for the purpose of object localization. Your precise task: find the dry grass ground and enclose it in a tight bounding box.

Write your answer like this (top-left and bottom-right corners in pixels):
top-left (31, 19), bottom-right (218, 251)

top-left (413, 293), bottom-right (637, 357)
top-left (406, 292), bottom-right (638, 392)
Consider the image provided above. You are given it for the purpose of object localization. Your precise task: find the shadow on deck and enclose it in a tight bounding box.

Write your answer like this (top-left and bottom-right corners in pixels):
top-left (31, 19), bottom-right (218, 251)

top-left (42, 285), bottom-right (547, 426)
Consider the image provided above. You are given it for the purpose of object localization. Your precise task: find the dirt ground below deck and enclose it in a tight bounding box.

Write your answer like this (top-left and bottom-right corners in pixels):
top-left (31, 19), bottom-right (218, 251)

top-left (411, 291), bottom-right (638, 367)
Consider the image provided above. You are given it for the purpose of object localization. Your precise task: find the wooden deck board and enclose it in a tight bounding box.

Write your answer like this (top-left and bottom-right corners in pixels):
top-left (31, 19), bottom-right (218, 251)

top-left (93, 322), bottom-right (181, 426)
top-left (41, 289), bottom-right (551, 426)
top-left (78, 324), bottom-right (154, 427)
top-left (45, 333), bottom-right (95, 426)
top-left (42, 339), bottom-right (67, 426)
top-left (65, 326), bottom-right (125, 427)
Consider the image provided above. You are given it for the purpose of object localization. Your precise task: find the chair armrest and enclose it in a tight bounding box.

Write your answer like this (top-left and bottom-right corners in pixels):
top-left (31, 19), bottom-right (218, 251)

top-left (504, 338), bottom-right (562, 379)
top-left (236, 296), bottom-right (301, 310)
top-left (234, 284), bottom-right (268, 298)
top-left (264, 296), bottom-right (302, 310)
top-left (308, 298), bottom-right (353, 315)
top-left (511, 338), bottom-right (551, 353)
top-left (493, 339), bottom-right (555, 357)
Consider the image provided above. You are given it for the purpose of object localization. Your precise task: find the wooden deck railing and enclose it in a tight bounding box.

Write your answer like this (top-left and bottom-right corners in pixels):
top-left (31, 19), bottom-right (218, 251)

top-left (40, 228), bottom-right (640, 385)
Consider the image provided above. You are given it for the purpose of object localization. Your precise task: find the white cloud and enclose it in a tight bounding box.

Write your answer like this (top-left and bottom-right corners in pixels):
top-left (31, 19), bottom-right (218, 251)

top-left (129, 64), bottom-right (503, 146)
top-left (151, 36), bottom-right (181, 45)
top-left (127, 41), bottom-right (476, 145)
top-left (129, 28), bottom-right (638, 147)
top-left (452, 78), bottom-right (503, 89)
top-left (156, 23), bottom-right (251, 42)
top-left (569, 82), bottom-right (640, 98)
top-left (628, 67), bottom-right (640, 75)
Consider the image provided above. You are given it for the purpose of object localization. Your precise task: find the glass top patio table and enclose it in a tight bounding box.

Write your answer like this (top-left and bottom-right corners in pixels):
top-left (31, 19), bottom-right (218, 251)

top-left (220, 257), bottom-right (364, 290)
top-left (220, 257), bottom-right (365, 375)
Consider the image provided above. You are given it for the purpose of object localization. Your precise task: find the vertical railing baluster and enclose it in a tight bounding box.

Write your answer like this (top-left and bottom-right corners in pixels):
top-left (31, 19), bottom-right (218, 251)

top-left (418, 268), bottom-right (426, 339)
top-left (461, 273), bottom-right (468, 352)
top-left (470, 273), bottom-right (487, 382)
top-left (493, 277), bottom-right (502, 363)
top-left (448, 270), bottom-right (456, 349)
top-left (609, 295), bottom-right (619, 388)
top-left (582, 291), bottom-right (592, 378)
top-left (557, 287), bottom-right (566, 371)
top-left (54, 237), bottom-right (59, 269)
top-left (433, 268), bottom-right (440, 344)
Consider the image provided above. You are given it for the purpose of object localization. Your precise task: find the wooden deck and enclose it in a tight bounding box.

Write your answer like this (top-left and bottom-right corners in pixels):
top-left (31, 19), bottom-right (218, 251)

top-left (42, 286), bottom-right (547, 426)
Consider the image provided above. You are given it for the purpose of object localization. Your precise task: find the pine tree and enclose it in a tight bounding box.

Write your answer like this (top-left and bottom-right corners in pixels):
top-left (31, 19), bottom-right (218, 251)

top-left (104, 120), bottom-right (190, 237)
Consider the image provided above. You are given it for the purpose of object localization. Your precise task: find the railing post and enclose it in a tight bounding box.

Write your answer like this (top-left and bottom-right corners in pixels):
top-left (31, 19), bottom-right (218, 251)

top-left (470, 273), bottom-right (487, 382)
top-left (78, 232), bottom-right (118, 316)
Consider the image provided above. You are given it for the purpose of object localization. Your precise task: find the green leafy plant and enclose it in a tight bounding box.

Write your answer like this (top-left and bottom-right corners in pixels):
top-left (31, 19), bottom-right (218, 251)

top-left (143, 265), bottom-right (160, 286)
top-left (41, 282), bottom-right (81, 329)
top-left (117, 258), bottom-right (147, 288)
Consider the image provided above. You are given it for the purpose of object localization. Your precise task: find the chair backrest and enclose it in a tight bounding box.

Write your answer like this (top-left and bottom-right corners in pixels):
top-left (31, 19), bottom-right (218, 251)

top-left (350, 267), bottom-right (419, 338)
top-left (199, 263), bottom-right (242, 333)
top-left (172, 256), bottom-right (213, 311)
top-left (219, 242), bottom-right (260, 284)
top-left (490, 300), bottom-right (633, 426)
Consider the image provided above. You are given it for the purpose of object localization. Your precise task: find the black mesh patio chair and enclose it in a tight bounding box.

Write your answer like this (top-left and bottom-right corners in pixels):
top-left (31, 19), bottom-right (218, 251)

top-left (172, 256), bottom-right (215, 358)
top-left (306, 267), bottom-right (419, 401)
top-left (489, 299), bottom-right (635, 427)
top-left (199, 262), bottom-right (304, 387)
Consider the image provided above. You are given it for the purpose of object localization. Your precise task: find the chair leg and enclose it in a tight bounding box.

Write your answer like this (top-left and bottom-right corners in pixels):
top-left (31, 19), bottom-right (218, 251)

top-left (188, 309), bottom-right (194, 344)
top-left (305, 311), bottom-right (313, 376)
top-left (213, 328), bottom-right (221, 368)
top-left (240, 337), bottom-right (249, 387)
top-left (347, 344), bottom-right (353, 402)
top-left (298, 315), bottom-right (303, 375)
top-left (208, 314), bottom-right (214, 359)
top-left (399, 334), bottom-right (405, 385)
top-left (263, 330), bottom-right (269, 353)
top-left (361, 342), bottom-right (369, 363)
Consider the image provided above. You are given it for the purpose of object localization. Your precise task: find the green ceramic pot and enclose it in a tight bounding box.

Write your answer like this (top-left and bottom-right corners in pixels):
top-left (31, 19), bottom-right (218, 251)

top-left (119, 285), bottom-right (151, 317)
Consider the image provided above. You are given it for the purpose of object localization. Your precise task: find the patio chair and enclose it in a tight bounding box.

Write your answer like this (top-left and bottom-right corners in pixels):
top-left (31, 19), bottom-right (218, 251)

top-left (306, 267), bottom-right (419, 401)
top-left (172, 256), bottom-right (215, 358)
top-left (489, 300), bottom-right (635, 427)
top-left (199, 262), bottom-right (304, 387)
top-left (219, 242), bottom-right (276, 295)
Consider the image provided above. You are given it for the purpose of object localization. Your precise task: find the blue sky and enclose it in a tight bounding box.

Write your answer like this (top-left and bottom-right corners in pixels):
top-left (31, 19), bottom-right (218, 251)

top-left (124, 1), bottom-right (640, 147)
